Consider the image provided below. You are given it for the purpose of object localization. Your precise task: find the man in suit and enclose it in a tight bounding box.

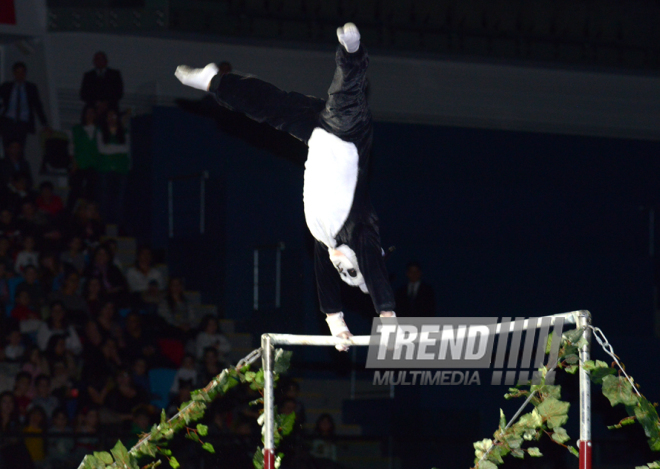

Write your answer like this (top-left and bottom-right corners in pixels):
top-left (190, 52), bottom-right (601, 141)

top-left (395, 261), bottom-right (436, 317)
top-left (80, 51), bottom-right (124, 114)
top-left (0, 139), bottom-right (32, 188)
top-left (0, 62), bottom-right (49, 148)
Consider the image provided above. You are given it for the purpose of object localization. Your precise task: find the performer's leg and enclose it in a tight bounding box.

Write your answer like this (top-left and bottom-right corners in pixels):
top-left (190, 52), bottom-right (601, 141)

top-left (352, 225), bottom-right (396, 316)
top-left (176, 65), bottom-right (324, 144)
top-left (318, 24), bottom-right (372, 146)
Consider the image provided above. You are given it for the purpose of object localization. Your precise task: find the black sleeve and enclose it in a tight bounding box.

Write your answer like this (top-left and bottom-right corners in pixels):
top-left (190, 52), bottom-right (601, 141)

top-left (314, 240), bottom-right (343, 314)
top-left (209, 73), bottom-right (325, 144)
top-left (30, 83), bottom-right (48, 127)
top-left (113, 70), bottom-right (124, 104)
top-left (353, 224), bottom-right (396, 314)
top-left (80, 71), bottom-right (93, 104)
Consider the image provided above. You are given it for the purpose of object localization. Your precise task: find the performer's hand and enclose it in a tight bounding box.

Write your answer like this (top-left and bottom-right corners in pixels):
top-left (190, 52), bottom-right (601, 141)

top-left (175, 63), bottom-right (219, 91)
top-left (326, 312), bottom-right (353, 352)
top-left (337, 22), bottom-right (360, 53)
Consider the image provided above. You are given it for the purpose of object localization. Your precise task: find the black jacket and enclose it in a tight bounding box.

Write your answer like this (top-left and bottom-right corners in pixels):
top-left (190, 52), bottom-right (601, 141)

top-left (0, 80), bottom-right (48, 133)
top-left (80, 68), bottom-right (124, 109)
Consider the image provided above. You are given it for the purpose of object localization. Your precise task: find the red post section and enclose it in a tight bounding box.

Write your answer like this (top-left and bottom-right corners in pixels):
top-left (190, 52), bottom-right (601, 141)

top-left (579, 440), bottom-right (592, 469)
top-left (264, 448), bottom-right (275, 469)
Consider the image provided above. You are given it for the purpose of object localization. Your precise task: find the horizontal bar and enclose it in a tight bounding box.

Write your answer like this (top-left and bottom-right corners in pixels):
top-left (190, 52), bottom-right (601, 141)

top-left (264, 311), bottom-right (583, 347)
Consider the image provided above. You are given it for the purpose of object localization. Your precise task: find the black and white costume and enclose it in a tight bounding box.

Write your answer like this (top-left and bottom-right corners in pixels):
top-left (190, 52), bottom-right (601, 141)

top-left (176, 24), bottom-right (396, 347)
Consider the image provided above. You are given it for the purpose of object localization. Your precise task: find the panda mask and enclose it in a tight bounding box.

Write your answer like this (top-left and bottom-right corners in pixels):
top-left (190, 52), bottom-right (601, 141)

top-left (329, 245), bottom-right (368, 293)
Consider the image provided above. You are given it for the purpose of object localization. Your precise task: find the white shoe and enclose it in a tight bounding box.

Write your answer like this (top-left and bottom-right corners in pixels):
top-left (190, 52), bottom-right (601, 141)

top-left (326, 312), bottom-right (353, 352)
top-left (337, 22), bottom-right (360, 53)
top-left (175, 63), bottom-right (220, 91)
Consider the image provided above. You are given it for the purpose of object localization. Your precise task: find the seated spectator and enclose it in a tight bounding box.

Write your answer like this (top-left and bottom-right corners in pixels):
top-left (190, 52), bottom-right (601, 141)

top-left (18, 200), bottom-right (62, 247)
top-left (167, 380), bottom-right (192, 418)
top-left (16, 265), bottom-right (45, 313)
top-left (74, 407), bottom-right (100, 453)
top-left (310, 414), bottom-right (338, 462)
top-left (105, 238), bottom-right (124, 271)
top-left (28, 375), bottom-right (59, 420)
top-left (47, 407), bottom-right (75, 469)
top-left (39, 251), bottom-right (64, 296)
top-left (127, 406), bottom-right (153, 448)
top-left (279, 380), bottom-right (306, 426)
top-left (73, 201), bottom-right (105, 249)
top-left (0, 263), bottom-right (10, 311)
top-left (0, 390), bottom-right (36, 469)
top-left (97, 108), bottom-right (130, 228)
top-left (4, 329), bottom-right (25, 362)
top-left (35, 181), bottom-right (64, 218)
top-left (0, 209), bottom-right (20, 243)
top-left (0, 236), bottom-right (15, 274)
top-left (60, 235), bottom-right (86, 275)
top-left (158, 277), bottom-right (194, 333)
top-left (21, 347), bottom-right (50, 383)
top-left (96, 300), bottom-right (123, 344)
top-left (23, 405), bottom-right (47, 464)
top-left (14, 235), bottom-right (39, 274)
top-left (37, 301), bottom-right (83, 354)
top-left (122, 312), bottom-right (158, 365)
top-left (82, 336), bottom-right (122, 389)
top-left (13, 370), bottom-right (33, 417)
top-left (11, 290), bottom-right (42, 334)
top-left (49, 361), bottom-right (75, 404)
top-left (104, 368), bottom-right (148, 423)
top-left (82, 276), bottom-right (105, 318)
top-left (198, 347), bottom-right (224, 387)
top-left (67, 104), bottom-right (100, 212)
top-left (170, 354), bottom-right (197, 397)
top-left (0, 139), bottom-right (32, 188)
top-left (195, 315), bottom-right (231, 362)
top-left (140, 279), bottom-right (164, 314)
top-left (84, 245), bottom-right (127, 305)
top-left (3, 173), bottom-right (35, 215)
top-left (126, 246), bottom-right (165, 293)
top-left (45, 335), bottom-right (78, 383)
top-left (131, 357), bottom-right (151, 397)
top-left (49, 271), bottom-right (89, 325)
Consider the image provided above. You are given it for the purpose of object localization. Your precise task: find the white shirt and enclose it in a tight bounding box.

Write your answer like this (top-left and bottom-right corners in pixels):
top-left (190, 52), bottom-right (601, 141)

top-left (126, 266), bottom-right (165, 292)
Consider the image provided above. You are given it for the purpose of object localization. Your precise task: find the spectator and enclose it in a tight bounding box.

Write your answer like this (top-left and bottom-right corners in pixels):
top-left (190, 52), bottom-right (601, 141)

top-left (13, 370), bottom-right (33, 417)
top-left (0, 139), bottom-right (32, 187)
top-left (80, 51), bottom-right (124, 114)
top-left (96, 300), bottom-right (123, 343)
top-left (60, 235), bottom-right (86, 275)
top-left (21, 347), bottom-right (50, 384)
top-left (0, 263), bottom-right (9, 310)
top-left (395, 261), bottom-right (436, 317)
top-left (198, 347), bottom-right (223, 387)
top-left (105, 368), bottom-right (148, 423)
top-left (47, 408), bottom-right (75, 469)
top-left (170, 354), bottom-right (197, 396)
top-left (35, 181), bottom-right (64, 218)
top-left (67, 104), bottom-right (100, 211)
top-left (14, 235), bottom-right (39, 274)
top-left (84, 245), bottom-right (127, 304)
top-left (74, 407), bottom-right (100, 453)
top-left (130, 357), bottom-right (150, 397)
top-left (39, 251), bottom-right (64, 296)
top-left (0, 209), bottom-right (20, 243)
top-left (126, 246), bottom-right (165, 293)
top-left (105, 238), bottom-right (124, 271)
top-left (3, 173), bottom-right (35, 215)
top-left (49, 271), bottom-right (88, 325)
top-left (11, 290), bottom-right (41, 330)
top-left (122, 312), bottom-right (158, 365)
top-left (280, 380), bottom-right (306, 426)
top-left (0, 390), bottom-right (36, 469)
top-left (18, 201), bottom-right (63, 252)
top-left (140, 279), bottom-right (164, 313)
top-left (82, 277), bottom-right (105, 318)
top-left (310, 413), bottom-right (338, 462)
top-left (45, 335), bottom-right (78, 383)
top-left (73, 201), bottom-right (105, 249)
top-left (4, 329), bottom-right (24, 362)
top-left (158, 277), bottom-right (193, 333)
top-left (0, 61), bottom-right (49, 148)
top-left (37, 302), bottom-right (83, 354)
top-left (29, 375), bottom-right (59, 420)
top-left (0, 236), bottom-right (14, 274)
top-left (97, 108), bottom-right (130, 228)
top-left (195, 315), bottom-right (231, 362)
top-left (23, 405), bottom-right (47, 465)
top-left (126, 406), bottom-right (152, 447)
top-left (16, 265), bottom-right (46, 315)
top-left (49, 360), bottom-right (74, 404)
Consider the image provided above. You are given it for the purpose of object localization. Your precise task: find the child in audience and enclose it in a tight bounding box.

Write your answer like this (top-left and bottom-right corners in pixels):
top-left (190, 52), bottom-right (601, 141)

top-left (13, 371), bottom-right (33, 417)
top-left (22, 347), bottom-right (50, 383)
top-left (15, 235), bottom-right (39, 275)
top-left (23, 405), bottom-right (48, 464)
top-left (170, 354), bottom-right (198, 396)
top-left (4, 329), bottom-right (25, 362)
top-left (47, 407), bottom-right (75, 468)
top-left (29, 375), bottom-right (60, 420)
top-left (60, 235), bottom-right (86, 275)
top-left (195, 315), bottom-right (231, 361)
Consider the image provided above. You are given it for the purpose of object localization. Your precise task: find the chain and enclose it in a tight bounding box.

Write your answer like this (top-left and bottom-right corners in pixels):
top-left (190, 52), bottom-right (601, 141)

top-left (589, 325), bottom-right (641, 397)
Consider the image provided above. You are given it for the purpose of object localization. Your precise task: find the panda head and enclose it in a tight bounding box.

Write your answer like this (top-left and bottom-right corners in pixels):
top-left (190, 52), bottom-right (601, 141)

top-left (329, 245), bottom-right (368, 293)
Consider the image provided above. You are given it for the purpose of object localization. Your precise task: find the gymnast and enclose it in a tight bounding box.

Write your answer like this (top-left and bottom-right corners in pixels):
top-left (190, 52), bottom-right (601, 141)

top-left (175, 23), bottom-right (395, 350)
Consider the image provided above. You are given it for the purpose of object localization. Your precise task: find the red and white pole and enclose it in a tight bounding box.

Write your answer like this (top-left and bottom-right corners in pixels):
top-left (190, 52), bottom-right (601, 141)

top-left (261, 334), bottom-right (276, 469)
top-left (577, 311), bottom-right (592, 469)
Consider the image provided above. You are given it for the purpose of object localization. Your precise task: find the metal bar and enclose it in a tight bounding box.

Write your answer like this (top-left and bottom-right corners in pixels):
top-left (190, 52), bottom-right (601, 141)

top-left (167, 180), bottom-right (173, 238)
top-left (275, 244), bottom-right (281, 308)
top-left (262, 335), bottom-right (275, 469)
top-left (253, 250), bottom-right (259, 311)
top-left (578, 311), bottom-right (592, 469)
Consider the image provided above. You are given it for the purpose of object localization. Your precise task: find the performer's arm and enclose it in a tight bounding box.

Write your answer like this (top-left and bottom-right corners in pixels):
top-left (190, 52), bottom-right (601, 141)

top-left (353, 224), bottom-right (396, 315)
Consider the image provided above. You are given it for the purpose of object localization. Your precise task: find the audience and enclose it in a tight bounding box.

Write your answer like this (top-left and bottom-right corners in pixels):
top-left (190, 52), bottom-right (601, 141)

top-left (395, 261), bottom-right (436, 317)
top-left (97, 108), bottom-right (130, 228)
top-left (68, 104), bottom-right (100, 212)
top-left (126, 246), bottom-right (165, 293)
top-left (80, 51), bottom-right (124, 114)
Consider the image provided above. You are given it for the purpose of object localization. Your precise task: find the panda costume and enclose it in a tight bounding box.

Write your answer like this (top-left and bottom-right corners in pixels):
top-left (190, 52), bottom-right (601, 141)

top-left (176, 23), bottom-right (396, 350)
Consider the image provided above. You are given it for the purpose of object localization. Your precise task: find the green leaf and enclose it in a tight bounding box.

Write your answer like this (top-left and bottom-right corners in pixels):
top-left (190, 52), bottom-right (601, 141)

top-left (583, 360), bottom-right (616, 384)
top-left (633, 398), bottom-right (660, 450)
top-left (202, 442), bottom-right (216, 453)
top-left (537, 397), bottom-right (570, 429)
top-left (158, 448), bottom-right (172, 456)
top-left (602, 375), bottom-right (639, 407)
top-left (160, 409), bottom-right (167, 425)
top-left (110, 440), bottom-right (129, 465)
top-left (568, 446), bottom-right (579, 458)
top-left (545, 332), bottom-right (554, 354)
top-left (196, 424), bottom-right (208, 437)
top-left (473, 438), bottom-right (493, 460)
top-left (186, 431), bottom-right (200, 442)
top-left (515, 409), bottom-right (543, 431)
top-left (274, 349), bottom-right (292, 374)
top-left (530, 384), bottom-right (561, 400)
top-left (511, 449), bottom-right (524, 459)
top-left (562, 328), bottom-right (584, 345)
top-left (551, 427), bottom-right (570, 444)
top-left (245, 371), bottom-right (256, 382)
top-left (487, 445), bottom-right (505, 464)
top-left (279, 411), bottom-right (296, 437)
top-left (170, 456), bottom-right (180, 469)
top-left (563, 354), bottom-right (579, 365)
top-left (93, 451), bottom-right (114, 465)
top-left (253, 448), bottom-right (265, 469)
top-left (479, 460), bottom-right (498, 469)
top-left (527, 447), bottom-right (543, 457)
top-left (564, 364), bottom-right (578, 374)
top-left (503, 435), bottom-right (522, 450)
top-left (499, 409), bottom-right (506, 429)
top-left (607, 416), bottom-right (636, 430)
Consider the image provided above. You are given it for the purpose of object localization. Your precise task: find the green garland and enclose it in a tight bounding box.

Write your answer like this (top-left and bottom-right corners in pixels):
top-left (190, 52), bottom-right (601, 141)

top-left (470, 327), bottom-right (660, 469)
top-left (77, 348), bottom-right (294, 469)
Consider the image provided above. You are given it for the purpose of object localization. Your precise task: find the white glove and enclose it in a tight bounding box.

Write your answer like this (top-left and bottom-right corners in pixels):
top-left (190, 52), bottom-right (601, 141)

top-left (337, 22), bottom-right (360, 53)
top-left (174, 63), bottom-right (219, 91)
top-left (326, 312), bottom-right (353, 352)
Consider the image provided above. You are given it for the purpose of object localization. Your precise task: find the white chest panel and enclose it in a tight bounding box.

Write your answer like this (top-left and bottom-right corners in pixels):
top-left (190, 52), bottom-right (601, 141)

top-left (303, 128), bottom-right (359, 249)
